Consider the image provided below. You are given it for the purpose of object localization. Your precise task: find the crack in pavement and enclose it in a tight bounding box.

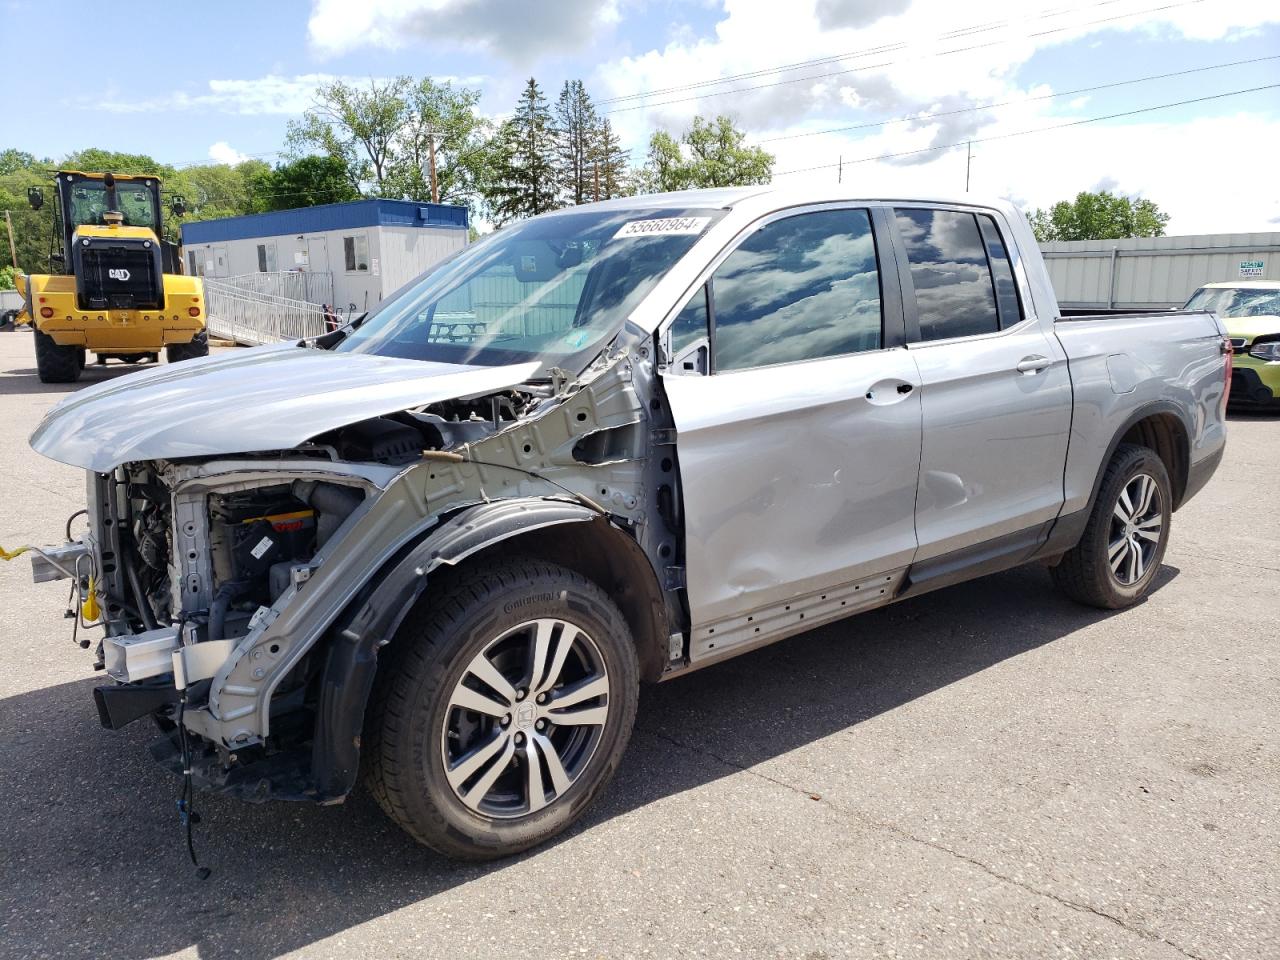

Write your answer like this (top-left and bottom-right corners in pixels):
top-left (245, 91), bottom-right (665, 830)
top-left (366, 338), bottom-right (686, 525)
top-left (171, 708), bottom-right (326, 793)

top-left (641, 727), bottom-right (1208, 960)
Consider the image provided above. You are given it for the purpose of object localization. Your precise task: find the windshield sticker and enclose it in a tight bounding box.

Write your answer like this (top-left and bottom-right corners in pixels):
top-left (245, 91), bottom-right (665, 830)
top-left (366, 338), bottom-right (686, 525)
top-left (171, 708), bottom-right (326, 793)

top-left (613, 217), bottom-right (711, 240)
top-left (562, 329), bottom-right (593, 349)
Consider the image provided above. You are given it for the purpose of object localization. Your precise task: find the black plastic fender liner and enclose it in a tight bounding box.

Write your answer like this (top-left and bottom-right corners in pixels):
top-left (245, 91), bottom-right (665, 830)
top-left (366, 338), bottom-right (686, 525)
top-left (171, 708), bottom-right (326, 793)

top-left (309, 497), bottom-right (601, 801)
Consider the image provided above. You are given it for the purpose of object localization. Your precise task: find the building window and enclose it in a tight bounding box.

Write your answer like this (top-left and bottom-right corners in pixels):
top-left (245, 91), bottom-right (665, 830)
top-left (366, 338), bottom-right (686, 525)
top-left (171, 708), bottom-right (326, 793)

top-left (344, 235), bottom-right (370, 272)
top-left (256, 242), bottom-right (277, 273)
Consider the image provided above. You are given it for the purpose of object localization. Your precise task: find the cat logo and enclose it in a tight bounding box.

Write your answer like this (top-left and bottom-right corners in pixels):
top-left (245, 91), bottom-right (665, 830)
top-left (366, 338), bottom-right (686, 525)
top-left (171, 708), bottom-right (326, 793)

top-left (108, 268), bottom-right (131, 281)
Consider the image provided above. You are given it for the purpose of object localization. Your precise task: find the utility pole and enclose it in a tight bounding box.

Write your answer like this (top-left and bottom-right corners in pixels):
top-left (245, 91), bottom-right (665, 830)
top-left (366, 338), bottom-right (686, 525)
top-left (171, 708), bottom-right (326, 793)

top-left (427, 132), bottom-right (439, 204)
top-left (965, 141), bottom-right (973, 192)
top-left (4, 211), bottom-right (17, 269)
top-left (593, 161), bottom-right (600, 202)
top-left (837, 155), bottom-right (843, 184)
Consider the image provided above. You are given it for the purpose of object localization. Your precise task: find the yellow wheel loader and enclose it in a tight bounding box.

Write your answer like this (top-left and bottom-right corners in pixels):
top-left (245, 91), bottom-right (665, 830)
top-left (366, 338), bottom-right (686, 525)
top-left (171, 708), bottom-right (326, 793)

top-left (15, 170), bottom-right (207, 383)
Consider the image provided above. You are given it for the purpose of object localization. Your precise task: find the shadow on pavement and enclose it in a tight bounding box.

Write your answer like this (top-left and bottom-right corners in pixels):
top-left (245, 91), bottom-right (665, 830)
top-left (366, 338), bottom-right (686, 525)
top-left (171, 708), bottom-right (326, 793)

top-left (0, 562), bottom-right (1178, 959)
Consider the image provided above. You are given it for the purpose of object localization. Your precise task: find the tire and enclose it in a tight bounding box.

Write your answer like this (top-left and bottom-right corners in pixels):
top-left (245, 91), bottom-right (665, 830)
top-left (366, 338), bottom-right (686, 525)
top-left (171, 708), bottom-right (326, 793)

top-left (165, 330), bottom-right (209, 364)
top-left (364, 557), bottom-right (639, 860)
top-left (1051, 443), bottom-right (1172, 609)
top-left (33, 328), bottom-right (82, 383)
top-left (0, 309), bottom-right (16, 328)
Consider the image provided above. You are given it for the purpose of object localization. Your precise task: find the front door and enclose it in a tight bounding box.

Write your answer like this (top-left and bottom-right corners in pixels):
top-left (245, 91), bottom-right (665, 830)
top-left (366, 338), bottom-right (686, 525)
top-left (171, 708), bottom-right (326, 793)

top-left (661, 206), bottom-right (923, 661)
top-left (890, 205), bottom-right (1071, 566)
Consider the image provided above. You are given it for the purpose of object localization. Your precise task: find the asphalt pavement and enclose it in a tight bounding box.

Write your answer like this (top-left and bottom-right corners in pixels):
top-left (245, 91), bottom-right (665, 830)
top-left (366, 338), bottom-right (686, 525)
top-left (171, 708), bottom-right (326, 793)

top-left (0, 328), bottom-right (1276, 960)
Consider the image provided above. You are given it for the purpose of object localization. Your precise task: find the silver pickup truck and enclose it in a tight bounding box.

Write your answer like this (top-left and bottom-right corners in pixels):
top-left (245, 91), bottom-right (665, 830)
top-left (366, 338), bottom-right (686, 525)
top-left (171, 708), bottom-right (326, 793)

top-left (27, 188), bottom-right (1230, 861)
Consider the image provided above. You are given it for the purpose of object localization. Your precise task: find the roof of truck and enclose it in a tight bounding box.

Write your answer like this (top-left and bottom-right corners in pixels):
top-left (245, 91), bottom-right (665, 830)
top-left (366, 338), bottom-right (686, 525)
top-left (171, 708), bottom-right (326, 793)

top-left (557, 186), bottom-right (1015, 212)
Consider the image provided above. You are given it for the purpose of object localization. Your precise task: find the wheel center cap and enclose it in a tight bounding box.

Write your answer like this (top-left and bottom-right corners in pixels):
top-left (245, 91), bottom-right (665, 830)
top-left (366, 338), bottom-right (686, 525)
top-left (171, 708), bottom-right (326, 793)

top-left (514, 702), bottom-right (537, 730)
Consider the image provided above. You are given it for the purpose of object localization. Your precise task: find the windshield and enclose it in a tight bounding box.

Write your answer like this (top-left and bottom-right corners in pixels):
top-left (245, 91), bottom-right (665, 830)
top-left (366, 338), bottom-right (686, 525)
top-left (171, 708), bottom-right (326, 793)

top-left (68, 179), bottom-right (159, 230)
top-left (1184, 286), bottom-right (1280, 318)
top-left (337, 206), bottom-right (724, 374)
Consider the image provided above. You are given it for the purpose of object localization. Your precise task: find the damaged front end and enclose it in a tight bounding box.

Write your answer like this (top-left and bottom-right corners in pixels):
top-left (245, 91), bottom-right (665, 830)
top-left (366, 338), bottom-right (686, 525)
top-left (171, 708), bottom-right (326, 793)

top-left (30, 343), bottom-right (679, 804)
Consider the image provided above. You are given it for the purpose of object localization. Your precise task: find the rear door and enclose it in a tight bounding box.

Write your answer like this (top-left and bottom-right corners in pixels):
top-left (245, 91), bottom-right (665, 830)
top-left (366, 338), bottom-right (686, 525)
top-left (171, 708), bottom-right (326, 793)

top-left (888, 205), bottom-right (1071, 570)
top-left (660, 205), bottom-right (923, 660)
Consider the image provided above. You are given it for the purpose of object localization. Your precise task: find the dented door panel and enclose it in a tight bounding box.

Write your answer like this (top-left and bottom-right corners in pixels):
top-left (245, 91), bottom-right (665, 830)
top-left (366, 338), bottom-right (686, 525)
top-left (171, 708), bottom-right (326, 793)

top-left (664, 348), bottom-right (922, 633)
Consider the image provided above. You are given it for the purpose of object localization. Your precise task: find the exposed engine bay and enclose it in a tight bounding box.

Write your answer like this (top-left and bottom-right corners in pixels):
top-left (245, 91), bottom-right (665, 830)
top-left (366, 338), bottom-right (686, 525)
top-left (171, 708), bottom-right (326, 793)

top-left (36, 346), bottom-right (677, 809)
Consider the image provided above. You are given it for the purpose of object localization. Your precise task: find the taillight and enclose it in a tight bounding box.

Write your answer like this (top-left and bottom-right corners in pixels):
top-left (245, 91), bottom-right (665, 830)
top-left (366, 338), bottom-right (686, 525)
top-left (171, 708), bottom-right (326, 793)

top-left (188, 306), bottom-right (201, 317)
top-left (1221, 336), bottom-right (1232, 417)
top-left (39, 306), bottom-right (54, 319)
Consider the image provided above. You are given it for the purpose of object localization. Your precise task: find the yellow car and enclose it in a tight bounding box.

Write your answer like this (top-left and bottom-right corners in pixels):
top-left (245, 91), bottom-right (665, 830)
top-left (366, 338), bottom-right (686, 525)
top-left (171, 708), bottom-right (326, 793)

top-left (1185, 282), bottom-right (1280, 406)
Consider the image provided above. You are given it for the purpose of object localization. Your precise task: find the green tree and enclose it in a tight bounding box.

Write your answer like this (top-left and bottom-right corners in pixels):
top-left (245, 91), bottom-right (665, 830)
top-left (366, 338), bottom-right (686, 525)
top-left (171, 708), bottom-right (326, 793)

top-left (387, 77), bottom-right (494, 210)
top-left (638, 116), bottom-right (773, 192)
top-left (1029, 190), bottom-right (1170, 242)
top-left (1, 150), bottom-right (59, 271)
top-left (0, 149), bottom-right (37, 176)
top-left (486, 78), bottom-right (561, 224)
top-left (249, 155), bottom-right (360, 212)
top-left (0, 264), bottom-right (17, 289)
top-left (554, 80), bottom-right (598, 204)
top-left (287, 77), bottom-right (412, 196)
top-left (590, 118), bottom-right (632, 200)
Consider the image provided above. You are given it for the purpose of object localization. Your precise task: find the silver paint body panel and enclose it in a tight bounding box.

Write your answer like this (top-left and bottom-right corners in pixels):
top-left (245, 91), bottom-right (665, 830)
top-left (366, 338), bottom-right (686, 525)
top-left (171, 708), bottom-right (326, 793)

top-left (29, 342), bottom-right (539, 472)
top-left (665, 348), bottom-right (922, 630)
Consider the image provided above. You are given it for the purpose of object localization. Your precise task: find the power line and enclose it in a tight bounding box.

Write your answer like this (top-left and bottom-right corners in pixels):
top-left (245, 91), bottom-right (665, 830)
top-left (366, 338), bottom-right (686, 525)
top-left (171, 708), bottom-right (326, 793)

top-left (602, 0), bottom-right (1207, 114)
top-left (770, 82), bottom-right (1280, 177)
top-left (598, 0), bottom-right (1132, 105)
top-left (757, 53), bottom-right (1280, 145)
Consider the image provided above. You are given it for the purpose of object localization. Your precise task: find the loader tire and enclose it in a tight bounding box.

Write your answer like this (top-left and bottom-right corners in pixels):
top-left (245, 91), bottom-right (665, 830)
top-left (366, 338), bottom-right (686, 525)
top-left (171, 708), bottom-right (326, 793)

top-left (166, 331), bottom-right (209, 364)
top-left (34, 328), bottom-right (82, 383)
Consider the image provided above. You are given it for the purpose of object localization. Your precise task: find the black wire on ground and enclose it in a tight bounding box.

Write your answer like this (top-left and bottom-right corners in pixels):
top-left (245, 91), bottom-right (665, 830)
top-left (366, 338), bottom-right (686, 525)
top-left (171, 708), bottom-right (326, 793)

top-left (176, 679), bottom-right (211, 880)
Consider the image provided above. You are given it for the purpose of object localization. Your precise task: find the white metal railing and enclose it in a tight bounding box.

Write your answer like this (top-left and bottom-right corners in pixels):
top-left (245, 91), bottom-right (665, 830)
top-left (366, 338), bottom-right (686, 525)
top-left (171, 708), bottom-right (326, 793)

top-left (214, 270), bottom-right (335, 307)
top-left (203, 279), bottom-right (330, 346)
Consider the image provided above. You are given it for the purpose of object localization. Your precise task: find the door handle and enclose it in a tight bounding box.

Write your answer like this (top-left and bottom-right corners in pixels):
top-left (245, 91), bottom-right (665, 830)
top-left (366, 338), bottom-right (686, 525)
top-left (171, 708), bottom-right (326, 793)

top-left (1016, 355), bottom-right (1052, 374)
top-left (865, 379), bottom-right (917, 405)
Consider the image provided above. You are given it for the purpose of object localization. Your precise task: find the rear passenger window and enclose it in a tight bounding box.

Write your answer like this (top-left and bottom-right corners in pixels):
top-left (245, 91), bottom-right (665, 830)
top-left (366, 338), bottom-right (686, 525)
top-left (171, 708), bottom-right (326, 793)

top-left (711, 209), bottom-right (882, 371)
top-left (895, 208), bottom-right (999, 341)
top-left (977, 215), bottom-right (1023, 327)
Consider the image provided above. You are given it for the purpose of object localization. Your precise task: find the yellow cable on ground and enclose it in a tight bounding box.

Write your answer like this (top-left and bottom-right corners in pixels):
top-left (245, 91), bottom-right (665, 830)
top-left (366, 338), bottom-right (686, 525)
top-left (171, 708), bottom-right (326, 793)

top-left (0, 544), bottom-right (31, 561)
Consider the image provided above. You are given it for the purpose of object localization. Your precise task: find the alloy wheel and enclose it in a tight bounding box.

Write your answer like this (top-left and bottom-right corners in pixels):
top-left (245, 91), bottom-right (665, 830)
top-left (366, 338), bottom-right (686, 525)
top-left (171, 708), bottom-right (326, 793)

top-left (1108, 473), bottom-right (1163, 585)
top-left (440, 618), bottom-right (610, 819)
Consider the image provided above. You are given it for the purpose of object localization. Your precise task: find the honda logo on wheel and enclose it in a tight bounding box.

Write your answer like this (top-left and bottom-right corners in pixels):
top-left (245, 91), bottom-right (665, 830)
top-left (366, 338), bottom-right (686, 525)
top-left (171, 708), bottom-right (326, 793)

top-left (108, 268), bottom-right (131, 281)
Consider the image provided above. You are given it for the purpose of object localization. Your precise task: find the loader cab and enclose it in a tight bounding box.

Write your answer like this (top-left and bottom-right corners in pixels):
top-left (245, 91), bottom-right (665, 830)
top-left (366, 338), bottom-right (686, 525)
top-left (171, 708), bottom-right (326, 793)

top-left (51, 171), bottom-right (167, 311)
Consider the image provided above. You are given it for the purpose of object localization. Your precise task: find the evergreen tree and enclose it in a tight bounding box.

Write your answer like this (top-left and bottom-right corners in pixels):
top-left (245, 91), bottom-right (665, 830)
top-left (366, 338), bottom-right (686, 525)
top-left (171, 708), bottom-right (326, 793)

top-left (590, 118), bottom-right (632, 200)
top-left (488, 78), bottom-right (560, 223)
top-left (554, 80), bottom-right (598, 205)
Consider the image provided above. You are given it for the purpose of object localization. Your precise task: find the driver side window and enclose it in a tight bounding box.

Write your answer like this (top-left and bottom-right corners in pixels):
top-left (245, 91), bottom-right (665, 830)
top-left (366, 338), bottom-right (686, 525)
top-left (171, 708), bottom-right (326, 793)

top-left (665, 208), bottom-right (884, 374)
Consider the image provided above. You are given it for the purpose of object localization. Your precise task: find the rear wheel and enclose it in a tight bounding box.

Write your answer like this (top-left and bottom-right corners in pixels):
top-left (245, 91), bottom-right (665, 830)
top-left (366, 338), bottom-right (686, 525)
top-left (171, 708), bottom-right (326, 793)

top-left (1051, 443), bottom-right (1172, 609)
top-left (165, 330), bottom-right (209, 364)
top-left (33, 328), bottom-right (82, 383)
top-left (364, 558), bottom-right (639, 860)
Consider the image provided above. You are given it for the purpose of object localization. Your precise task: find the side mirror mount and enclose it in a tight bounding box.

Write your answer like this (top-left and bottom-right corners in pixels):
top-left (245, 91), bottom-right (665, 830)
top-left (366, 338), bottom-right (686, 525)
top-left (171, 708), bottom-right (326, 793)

top-left (27, 187), bottom-right (43, 211)
top-left (170, 195), bottom-right (186, 218)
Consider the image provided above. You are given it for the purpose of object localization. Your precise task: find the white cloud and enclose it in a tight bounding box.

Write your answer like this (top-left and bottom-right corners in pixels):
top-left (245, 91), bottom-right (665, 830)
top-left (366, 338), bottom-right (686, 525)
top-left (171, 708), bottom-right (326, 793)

top-left (590, 0), bottom-right (1280, 232)
top-left (93, 74), bottom-right (342, 115)
top-left (307, 0), bottom-right (621, 64)
top-left (207, 141), bottom-right (249, 165)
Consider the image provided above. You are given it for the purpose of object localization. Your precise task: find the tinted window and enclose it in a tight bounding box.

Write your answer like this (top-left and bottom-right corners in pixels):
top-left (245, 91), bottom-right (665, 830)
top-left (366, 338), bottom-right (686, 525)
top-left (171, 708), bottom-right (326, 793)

top-left (977, 215), bottom-right (1022, 327)
top-left (896, 209), bottom-right (999, 341)
top-left (712, 209), bottom-right (882, 371)
top-left (670, 284), bottom-right (710, 356)
top-left (339, 206), bottom-right (723, 376)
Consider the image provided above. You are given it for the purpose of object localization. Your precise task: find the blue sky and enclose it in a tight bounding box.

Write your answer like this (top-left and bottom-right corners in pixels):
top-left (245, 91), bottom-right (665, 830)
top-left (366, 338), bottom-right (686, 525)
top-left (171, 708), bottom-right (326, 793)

top-left (5, 0), bottom-right (1279, 231)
